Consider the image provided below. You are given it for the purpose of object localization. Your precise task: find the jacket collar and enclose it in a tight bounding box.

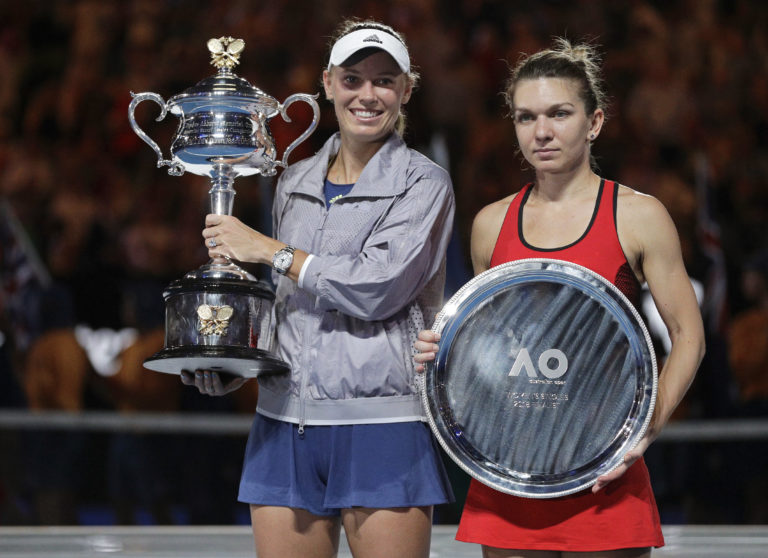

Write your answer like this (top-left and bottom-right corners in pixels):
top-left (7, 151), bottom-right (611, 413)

top-left (290, 132), bottom-right (411, 200)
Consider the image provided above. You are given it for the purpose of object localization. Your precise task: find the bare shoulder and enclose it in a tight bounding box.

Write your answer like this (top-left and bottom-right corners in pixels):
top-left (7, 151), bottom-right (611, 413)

top-left (473, 194), bottom-right (514, 235)
top-left (616, 184), bottom-right (669, 217)
top-left (470, 193), bottom-right (517, 274)
top-left (616, 184), bottom-right (682, 280)
top-left (616, 185), bottom-right (677, 242)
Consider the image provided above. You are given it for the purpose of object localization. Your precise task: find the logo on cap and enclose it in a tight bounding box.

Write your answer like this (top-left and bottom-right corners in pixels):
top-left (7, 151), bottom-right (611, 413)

top-left (363, 34), bottom-right (383, 44)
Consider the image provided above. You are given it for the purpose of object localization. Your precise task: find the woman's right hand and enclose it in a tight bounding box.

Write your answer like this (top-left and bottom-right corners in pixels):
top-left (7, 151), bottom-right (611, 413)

top-left (413, 330), bottom-right (441, 373)
top-left (180, 369), bottom-right (247, 396)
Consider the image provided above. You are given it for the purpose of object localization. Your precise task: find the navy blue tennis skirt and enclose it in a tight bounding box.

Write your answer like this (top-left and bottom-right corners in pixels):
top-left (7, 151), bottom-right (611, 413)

top-left (238, 413), bottom-right (454, 516)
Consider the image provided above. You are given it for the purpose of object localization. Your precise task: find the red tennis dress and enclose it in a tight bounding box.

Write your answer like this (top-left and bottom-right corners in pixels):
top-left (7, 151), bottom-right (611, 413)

top-left (455, 179), bottom-right (664, 552)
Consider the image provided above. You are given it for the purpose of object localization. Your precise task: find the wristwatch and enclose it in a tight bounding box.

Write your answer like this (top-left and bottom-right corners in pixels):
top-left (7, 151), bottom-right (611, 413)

top-left (272, 245), bottom-right (296, 275)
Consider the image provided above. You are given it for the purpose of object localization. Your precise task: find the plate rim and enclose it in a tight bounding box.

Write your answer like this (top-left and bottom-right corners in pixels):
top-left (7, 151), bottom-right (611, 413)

top-left (421, 258), bottom-right (658, 498)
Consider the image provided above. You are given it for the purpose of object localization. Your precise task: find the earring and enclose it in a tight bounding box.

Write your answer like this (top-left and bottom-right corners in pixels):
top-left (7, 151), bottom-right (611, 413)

top-left (589, 133), bottom-right (596, 140)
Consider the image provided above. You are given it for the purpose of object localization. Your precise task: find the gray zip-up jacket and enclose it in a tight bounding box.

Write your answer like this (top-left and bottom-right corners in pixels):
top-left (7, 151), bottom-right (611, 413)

top-left (256, 132), bottom-right (455, 428)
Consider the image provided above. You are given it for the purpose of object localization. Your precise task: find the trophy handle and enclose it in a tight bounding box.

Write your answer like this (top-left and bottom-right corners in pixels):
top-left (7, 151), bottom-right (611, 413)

top-left (276, 93), bottom-right (320, 168)
top-left (128, 92), bottom-right (185, 176)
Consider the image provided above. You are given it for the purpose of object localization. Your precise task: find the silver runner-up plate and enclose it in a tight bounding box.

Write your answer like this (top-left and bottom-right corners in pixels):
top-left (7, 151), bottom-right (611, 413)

top-left (423, 258), bottom-right (657, 498)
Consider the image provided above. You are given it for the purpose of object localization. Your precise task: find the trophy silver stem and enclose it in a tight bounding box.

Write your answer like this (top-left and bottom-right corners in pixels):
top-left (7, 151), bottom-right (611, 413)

top-left (209, 163), bottom-right (237, 216)
top-left (191, 162), bottom-right (255, 280)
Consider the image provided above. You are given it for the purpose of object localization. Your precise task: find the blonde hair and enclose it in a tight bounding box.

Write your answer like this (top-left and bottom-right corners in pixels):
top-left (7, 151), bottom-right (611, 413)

top-left (325, 18), bottom-right (419, 136)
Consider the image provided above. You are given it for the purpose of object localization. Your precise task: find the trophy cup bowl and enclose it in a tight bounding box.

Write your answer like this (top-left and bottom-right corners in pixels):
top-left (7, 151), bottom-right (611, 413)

top-left (128, 37), bottom-right (320, 377)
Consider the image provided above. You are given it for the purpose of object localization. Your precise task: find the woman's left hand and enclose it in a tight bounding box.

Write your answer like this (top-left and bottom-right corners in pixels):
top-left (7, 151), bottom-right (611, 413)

top-left (592, 446), bottom-right (644, 493)
top-left (180, 369), bottom-right (248, 396)
top-left (591, 418), bottom-right (659, 492)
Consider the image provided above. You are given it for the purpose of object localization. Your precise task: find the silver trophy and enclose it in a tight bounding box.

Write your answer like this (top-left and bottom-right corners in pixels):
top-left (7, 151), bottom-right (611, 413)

top-left (128, 37), bottom-right (320, 377)
top-left (423, 259), bottom-right (657, 498)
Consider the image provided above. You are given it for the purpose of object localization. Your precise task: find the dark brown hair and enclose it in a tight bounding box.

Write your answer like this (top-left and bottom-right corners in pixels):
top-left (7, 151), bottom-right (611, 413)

top-left (504, 38), bottom-right (607, 118)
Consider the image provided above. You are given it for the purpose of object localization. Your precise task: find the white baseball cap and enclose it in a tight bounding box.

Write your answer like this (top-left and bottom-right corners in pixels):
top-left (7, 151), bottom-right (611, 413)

top-left (327, 28), bottom-right (410, 74)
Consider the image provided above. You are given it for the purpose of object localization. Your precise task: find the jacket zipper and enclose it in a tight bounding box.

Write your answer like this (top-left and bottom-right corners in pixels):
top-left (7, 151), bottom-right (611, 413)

top-left (297, 200), bottom-right (331, 436)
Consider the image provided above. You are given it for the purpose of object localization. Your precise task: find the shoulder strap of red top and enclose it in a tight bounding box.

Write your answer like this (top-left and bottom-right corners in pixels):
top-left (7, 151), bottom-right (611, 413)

top-left (490, 184), bottom-right (532, 268)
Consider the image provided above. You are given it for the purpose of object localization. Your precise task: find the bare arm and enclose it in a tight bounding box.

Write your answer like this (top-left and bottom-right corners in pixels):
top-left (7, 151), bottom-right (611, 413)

top-left (470, 197), bottom-right (511, 275)
top-left (593, 190), bottom-right (705, 492)
top-left (631, 194), bottom-right (705, 436)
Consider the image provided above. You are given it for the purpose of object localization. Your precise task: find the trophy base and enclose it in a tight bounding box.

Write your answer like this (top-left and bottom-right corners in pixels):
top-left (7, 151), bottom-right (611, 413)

top-left (144, 345), bottom-right (289, 378)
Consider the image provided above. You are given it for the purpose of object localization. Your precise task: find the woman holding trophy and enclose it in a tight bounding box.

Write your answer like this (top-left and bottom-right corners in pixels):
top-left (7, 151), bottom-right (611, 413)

top-left (414, 39), bottom-right (705, 557)
top-left (182, 19), bottom-right (455, 558)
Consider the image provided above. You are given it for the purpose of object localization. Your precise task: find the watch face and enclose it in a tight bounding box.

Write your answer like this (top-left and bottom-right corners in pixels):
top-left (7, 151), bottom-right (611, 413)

top-left (274, 251), bottom-right (293, 272)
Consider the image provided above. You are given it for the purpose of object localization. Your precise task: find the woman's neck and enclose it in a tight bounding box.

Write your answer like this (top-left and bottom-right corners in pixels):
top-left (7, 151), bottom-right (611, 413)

top-left (532, 165), bottom-right (600, 203)
top-left (327, 133), bottom-right (390, 184)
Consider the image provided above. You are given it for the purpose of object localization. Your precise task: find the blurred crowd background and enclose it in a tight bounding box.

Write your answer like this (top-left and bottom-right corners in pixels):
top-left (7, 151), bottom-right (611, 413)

top-left (1, 0), bottom-right (767, 528)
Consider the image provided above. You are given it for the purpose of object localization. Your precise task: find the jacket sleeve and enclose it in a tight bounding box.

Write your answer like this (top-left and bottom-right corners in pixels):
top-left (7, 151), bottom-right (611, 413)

top-left (300, 174), bottom-right (455, 321)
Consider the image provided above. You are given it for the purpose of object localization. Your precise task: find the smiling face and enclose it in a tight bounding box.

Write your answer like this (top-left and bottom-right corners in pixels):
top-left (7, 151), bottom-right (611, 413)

top-left (512, 77), bottom-right (603, 175)
top-left (323, 50), bottom-right (412, 146)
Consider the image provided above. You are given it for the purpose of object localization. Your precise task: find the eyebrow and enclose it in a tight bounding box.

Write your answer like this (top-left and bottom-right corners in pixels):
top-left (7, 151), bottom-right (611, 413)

top-left (514, 102), bottom-right (576, 113)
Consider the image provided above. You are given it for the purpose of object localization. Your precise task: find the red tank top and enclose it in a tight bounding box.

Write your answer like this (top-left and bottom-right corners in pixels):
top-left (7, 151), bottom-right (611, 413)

top-left (456, 179), bottom-right (663, 552)
top-left (490, 179), bottom-right (640, 305)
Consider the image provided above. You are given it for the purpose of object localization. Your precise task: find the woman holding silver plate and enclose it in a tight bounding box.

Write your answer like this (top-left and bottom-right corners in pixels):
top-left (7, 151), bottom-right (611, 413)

top-left (182, 18), bottom-right (455, 558)
top-left (414, 39), bottom-right (705, 557)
